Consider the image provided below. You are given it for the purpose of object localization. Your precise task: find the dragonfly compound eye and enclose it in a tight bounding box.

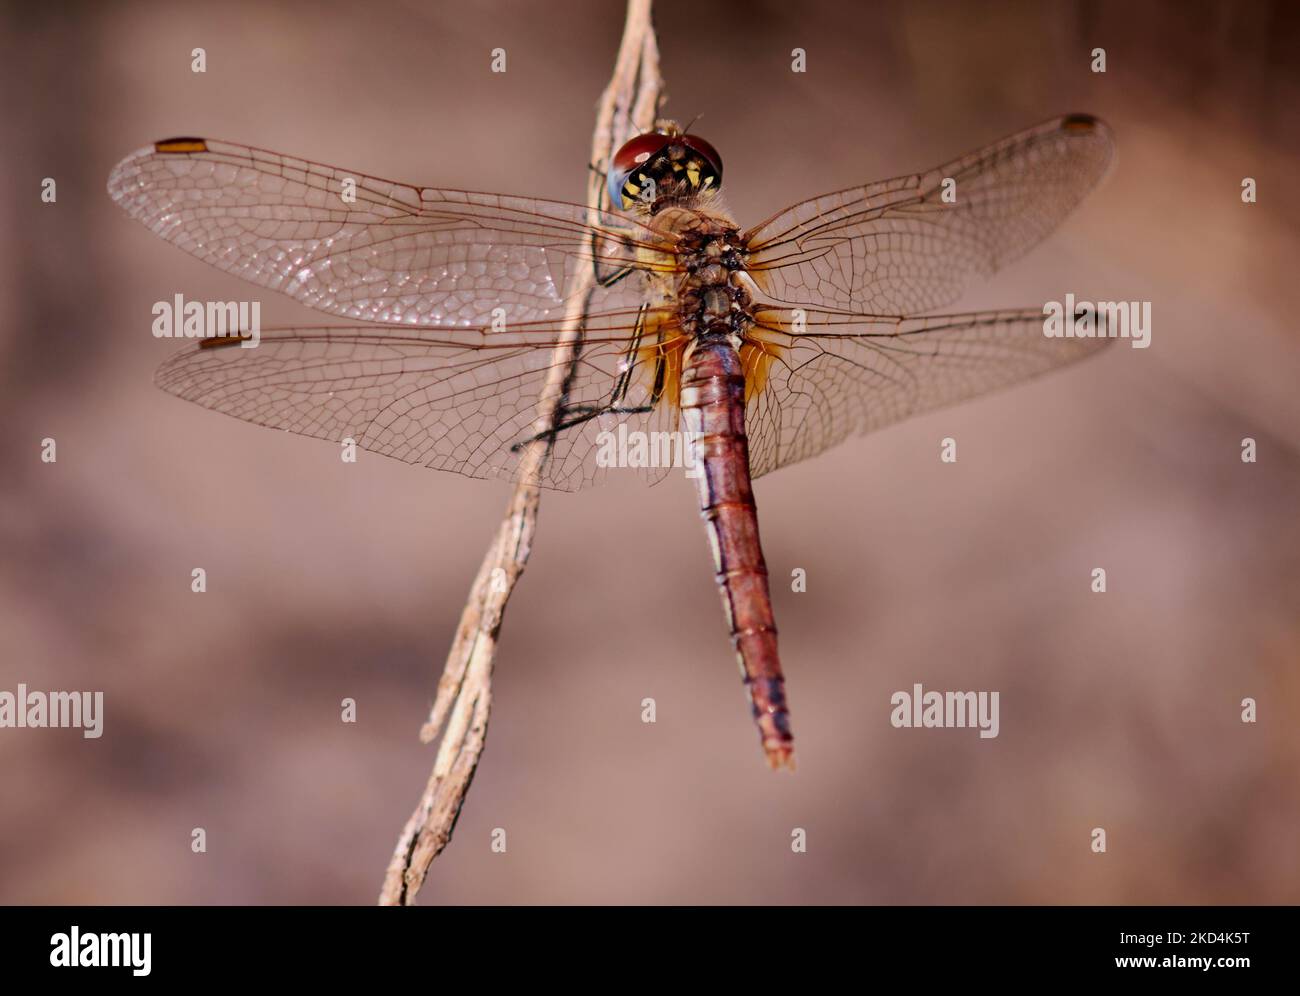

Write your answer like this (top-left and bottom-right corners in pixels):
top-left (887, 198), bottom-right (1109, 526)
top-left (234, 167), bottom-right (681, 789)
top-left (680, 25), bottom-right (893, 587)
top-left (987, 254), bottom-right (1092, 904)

top-left (608, 131), bottom-right (724, 210)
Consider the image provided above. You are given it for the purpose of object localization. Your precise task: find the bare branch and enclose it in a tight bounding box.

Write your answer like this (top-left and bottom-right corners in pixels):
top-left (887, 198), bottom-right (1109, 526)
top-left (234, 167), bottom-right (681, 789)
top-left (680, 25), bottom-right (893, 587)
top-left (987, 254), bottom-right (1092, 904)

top-left (378, 0), bottom-right (664, 906)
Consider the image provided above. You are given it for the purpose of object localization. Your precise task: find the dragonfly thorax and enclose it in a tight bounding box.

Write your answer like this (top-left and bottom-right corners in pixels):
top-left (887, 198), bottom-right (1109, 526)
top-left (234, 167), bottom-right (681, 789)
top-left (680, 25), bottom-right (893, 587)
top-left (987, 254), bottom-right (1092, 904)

top-left (665, 211), bottom-right (754, 341)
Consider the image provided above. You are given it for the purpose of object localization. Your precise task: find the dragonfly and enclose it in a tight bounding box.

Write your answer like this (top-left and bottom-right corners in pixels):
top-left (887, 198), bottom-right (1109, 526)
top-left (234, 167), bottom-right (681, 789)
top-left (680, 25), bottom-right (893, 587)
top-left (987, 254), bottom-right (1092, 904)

top-left (108, 113), bottom-right (1114, 769)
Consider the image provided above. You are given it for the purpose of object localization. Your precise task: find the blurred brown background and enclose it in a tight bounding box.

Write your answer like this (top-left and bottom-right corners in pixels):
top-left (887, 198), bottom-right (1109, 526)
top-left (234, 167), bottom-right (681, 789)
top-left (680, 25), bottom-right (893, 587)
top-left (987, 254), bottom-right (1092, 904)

top-left (1, 0), bottom-right (1297, 904)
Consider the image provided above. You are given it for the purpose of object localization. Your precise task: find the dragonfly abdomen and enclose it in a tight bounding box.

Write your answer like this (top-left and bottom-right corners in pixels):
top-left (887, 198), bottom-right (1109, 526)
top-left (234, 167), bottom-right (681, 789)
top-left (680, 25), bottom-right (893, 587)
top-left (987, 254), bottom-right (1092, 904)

top-left (680, 336), bottom-right (793, 769)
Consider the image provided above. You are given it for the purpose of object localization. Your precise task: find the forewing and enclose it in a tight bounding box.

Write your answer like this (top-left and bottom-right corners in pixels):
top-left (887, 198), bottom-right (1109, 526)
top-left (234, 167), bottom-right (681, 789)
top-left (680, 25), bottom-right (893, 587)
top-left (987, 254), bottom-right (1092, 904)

top-left (742, 308), bottom-right (1111, 477)
top-left (154, 313), bottom-right (685, 492)
top-left (743, 115), bottom-right (1114, 316)
top-left (108, 138), bottom-right (676, 328)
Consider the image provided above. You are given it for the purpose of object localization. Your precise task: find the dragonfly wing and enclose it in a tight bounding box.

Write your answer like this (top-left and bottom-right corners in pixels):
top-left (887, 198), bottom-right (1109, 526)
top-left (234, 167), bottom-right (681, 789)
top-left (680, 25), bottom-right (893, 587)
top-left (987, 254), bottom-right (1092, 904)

top-left (743, 115), bottom-right (1114, 316)
top-left (107, 138), bottom-right (674, 328)
top-left (155, 313), bottom-right (685, 492)
top-left (741, 307), bottom-right (1111, 478)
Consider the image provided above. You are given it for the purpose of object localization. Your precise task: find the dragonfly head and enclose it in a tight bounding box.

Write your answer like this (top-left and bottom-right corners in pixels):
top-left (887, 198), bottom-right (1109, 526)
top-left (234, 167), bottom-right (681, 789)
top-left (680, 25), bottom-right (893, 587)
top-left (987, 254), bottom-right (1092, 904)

top-left (607, 121), bottom-right (723, 213)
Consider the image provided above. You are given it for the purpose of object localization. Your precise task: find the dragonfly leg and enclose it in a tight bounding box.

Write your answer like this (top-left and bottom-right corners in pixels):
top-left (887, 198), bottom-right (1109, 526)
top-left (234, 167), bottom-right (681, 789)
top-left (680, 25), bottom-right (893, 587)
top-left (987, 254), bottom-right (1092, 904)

top-left (509, 404), bottom-right (655, 453)
top-left (589, 220), bottom-right (639, 287)
top-left (595, 263), bottom-right (633, 288)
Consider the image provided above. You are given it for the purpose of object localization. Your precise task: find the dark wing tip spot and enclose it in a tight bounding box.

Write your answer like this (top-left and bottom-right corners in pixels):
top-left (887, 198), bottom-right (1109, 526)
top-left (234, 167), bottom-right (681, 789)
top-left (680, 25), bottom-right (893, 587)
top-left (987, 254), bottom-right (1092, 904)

top-left (154, 137), bottom-right (208, 154)
top-left (1061, 114), bottom-right (1099, 132)
top-left (198, 335), bottom-right (247, 350)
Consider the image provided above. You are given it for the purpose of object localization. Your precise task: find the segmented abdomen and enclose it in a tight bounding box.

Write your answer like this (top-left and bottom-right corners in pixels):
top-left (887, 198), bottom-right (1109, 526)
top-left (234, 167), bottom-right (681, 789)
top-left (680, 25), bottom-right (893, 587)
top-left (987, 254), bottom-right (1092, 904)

top-left (679, 336), bottom-right (793, 768)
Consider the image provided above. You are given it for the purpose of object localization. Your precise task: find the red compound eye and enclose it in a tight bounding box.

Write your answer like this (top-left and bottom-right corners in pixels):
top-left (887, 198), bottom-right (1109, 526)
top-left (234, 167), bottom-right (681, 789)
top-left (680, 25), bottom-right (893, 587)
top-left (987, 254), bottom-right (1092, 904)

top-left (611, 132), bottom-right (673, 176)
top-left (607, 130), bottom-right (725, 209)
top-left (679, 133), bottom-right (723, 181)
top-left (608, 132), bottom-right (672, 206)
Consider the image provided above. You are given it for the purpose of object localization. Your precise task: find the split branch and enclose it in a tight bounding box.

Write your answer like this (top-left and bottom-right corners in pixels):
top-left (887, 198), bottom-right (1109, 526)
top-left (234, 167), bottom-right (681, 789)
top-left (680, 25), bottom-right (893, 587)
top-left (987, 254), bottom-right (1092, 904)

top-left (377, 0), bottom-right (663, 906)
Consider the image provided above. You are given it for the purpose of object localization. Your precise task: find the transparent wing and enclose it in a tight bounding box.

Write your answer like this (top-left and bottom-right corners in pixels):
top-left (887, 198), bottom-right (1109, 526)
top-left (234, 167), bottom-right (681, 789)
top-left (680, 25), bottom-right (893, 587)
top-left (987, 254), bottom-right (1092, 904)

top-left (741, 307), bottom-right (1111, 477)
top-left (742, 115), bottom-right (1114, 316)
top-left (153, 312), bottom-right (688, 493)
top-left (108, 138), bottom-right (680, 329)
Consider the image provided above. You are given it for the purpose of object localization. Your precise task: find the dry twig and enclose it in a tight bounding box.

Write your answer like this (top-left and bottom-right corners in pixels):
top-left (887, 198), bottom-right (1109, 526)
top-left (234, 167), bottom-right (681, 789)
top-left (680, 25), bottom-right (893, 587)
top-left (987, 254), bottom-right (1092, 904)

top-left (378, 0), bottom-right (664, 906)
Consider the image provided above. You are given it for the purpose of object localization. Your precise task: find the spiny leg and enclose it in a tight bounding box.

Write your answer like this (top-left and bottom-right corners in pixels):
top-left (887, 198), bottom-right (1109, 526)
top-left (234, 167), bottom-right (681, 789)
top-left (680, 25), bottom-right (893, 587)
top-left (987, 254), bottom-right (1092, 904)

top-left (509, 403), bottom-right (655, 453)
top-left (510, 302), bottom-right (659, 451)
